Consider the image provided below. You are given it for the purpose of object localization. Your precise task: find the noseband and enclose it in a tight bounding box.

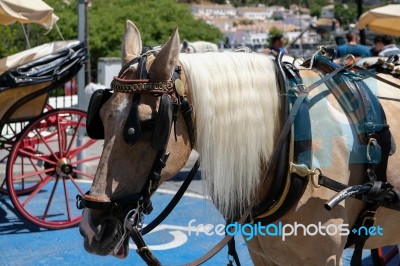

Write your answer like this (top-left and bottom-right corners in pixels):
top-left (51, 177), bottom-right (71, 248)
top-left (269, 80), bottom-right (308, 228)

top-left (77, 49), bottom-right (195, 220)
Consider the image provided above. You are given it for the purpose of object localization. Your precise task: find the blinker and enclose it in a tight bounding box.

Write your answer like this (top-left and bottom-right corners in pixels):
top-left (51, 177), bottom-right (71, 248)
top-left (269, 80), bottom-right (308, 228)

top-left (152, 94), bottom-right (173, 150)
top-left (86, 89), bottom-right (113, 139)
top-left (123, 97), bottom-right (142, 146)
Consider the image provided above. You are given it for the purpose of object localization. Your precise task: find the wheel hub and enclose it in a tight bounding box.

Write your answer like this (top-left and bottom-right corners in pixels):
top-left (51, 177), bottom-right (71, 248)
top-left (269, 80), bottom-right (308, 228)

top-left (56, 158), bottom-right (73, 176)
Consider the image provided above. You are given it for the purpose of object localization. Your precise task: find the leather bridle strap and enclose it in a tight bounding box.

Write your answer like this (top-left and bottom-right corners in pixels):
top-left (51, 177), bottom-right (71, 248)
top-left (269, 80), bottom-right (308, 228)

top-left (128, 226), bottom-right (162, 266)
top-left (183, 62), bottom-right (348, 266)
top-left (142, 159), bottom-right (200, 235)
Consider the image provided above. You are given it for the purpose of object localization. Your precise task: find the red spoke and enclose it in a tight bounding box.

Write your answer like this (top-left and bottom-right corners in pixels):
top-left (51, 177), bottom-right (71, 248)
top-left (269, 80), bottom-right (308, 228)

top-left (20, 175), bottom-right (52, 207)
top-left (72, 155), bottom-right (101, 165)
top-left (72, 168), bottom-right (95, 180)
top-left (68, 139), bottom-right (98, 159)
top-left (62, 177), bottom-right (72, 221)
top-left (27, 157), bottom-right (47, 182)
top-left (57, 115), bottom-right (66, 157)
top-left (65, 115), bottom-right (84, 156)
top-left (42, 177), bottom-right (59, 221)
top-left (17, 148), bottom-right (56, 165)
top-left (34, 127), bottom-right (59, 161)
top-left (57, 114), bottom-right (68, 157)
top-left (68, 174), bottom-right (90, 194)
top-left (12, 167), bottom-right (55, 181)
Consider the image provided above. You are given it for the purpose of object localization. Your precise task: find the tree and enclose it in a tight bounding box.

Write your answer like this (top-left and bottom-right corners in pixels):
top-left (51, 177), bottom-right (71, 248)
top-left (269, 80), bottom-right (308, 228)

top-left (334, 3), bottom-right (358, 30)
top-left (307, 0), bottom-right (330, 17)
top-left (267, 26), bottom-right (284, 46)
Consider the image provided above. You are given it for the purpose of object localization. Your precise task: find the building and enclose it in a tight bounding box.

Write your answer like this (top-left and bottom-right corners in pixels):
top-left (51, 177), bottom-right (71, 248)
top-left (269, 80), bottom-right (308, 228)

top-left (191, 2), bottom-right (319, 55)
top-left (191, 3), bottom-right (237, 18)
top-left (236, 6), bottom-right (273, 20)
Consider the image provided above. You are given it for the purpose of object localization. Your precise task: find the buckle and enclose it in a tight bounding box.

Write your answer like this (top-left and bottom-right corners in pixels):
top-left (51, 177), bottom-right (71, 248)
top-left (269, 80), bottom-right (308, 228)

top-left (361, 210), bottom-right (376, 226)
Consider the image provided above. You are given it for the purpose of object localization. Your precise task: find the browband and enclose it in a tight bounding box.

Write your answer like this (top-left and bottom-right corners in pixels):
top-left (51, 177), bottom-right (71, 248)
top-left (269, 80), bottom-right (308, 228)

top-left (111, 77), bottom-right (175, 93)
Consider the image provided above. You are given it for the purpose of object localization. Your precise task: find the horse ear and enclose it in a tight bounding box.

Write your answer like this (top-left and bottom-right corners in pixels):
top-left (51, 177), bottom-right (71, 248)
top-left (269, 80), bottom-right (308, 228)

top-left (122, 20), bottom-right (142, 66)
top-left (148, 28), bottom-right (180, 81)
top-left (183, 40), bottom-right (188, 50)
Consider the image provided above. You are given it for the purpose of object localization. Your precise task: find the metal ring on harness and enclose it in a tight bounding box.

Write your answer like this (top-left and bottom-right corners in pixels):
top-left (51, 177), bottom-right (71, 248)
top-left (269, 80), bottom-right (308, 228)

top-left (367, 137), bottom-right (377, 162)
top-left (344, 54), bottom-right (356, 68)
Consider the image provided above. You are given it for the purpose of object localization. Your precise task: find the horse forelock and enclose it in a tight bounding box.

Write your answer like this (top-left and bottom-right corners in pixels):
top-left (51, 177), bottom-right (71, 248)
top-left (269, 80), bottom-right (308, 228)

top-left (179, 53), bottom-right (280, 218)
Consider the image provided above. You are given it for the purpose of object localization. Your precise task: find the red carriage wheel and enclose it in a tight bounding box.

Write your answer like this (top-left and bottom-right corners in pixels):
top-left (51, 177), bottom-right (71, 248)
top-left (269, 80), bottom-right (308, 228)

top-left (6, 108), bottom-right (100, 229)
top-left (0, 120), bottom-right (33, 194)
top-left (0, 103), bottom-right (54, 195)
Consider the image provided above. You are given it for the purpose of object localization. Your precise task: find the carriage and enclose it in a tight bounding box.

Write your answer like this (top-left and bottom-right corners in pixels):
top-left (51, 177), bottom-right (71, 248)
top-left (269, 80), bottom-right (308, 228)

top-left (0, 39), bottom-right (99, 230)
top-left (0, 0), bottom-right (98, 230)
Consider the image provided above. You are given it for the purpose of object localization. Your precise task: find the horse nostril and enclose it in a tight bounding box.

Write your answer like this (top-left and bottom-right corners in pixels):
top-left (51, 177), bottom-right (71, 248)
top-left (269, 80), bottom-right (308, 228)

top-left (95, 216), bottom-right (123, 242)
top-left (95, 224), bottom-right (106, 242)
top-left (79, 225), bottom-right (86, 237)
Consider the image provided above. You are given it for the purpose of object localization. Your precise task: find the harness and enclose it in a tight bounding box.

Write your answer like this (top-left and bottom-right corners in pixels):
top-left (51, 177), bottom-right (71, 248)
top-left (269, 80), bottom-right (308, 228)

top-left (76, 48), bottom-right (400, 266)
top-left (307, 54), bottom-right (400, 266)
top-left (252, 52), bottom-right (312, 223)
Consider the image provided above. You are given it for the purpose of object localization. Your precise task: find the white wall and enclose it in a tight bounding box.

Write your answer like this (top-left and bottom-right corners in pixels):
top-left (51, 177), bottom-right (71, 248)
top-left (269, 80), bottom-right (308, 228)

top-left (97, 57), bottom-right (121, 87)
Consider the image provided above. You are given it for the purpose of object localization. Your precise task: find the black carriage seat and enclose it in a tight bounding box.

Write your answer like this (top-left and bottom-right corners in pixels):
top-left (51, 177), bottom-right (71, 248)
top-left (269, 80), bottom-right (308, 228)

top-left (0, 40), bottom-right (87, 126)
top-left (0, 40), bottom-right (88, 90)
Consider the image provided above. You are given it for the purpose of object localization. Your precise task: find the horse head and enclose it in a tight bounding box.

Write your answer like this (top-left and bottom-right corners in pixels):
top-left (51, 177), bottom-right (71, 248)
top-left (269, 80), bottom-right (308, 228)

top-left (78, 20), bottom-right (192, 258)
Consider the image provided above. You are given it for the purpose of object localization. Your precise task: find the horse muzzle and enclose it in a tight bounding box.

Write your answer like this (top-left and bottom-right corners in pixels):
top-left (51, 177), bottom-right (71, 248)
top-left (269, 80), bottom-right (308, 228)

top-left (80, 213), bottom-right (129, 258)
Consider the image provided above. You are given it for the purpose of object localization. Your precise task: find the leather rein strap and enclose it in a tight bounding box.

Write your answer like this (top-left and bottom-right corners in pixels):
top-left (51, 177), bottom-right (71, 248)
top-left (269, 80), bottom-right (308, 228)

top-left (182, 60), bottom-right (348, 266)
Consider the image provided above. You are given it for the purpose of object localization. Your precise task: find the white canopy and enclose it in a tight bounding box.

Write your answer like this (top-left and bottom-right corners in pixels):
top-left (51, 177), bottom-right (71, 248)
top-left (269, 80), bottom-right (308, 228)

top-left (356, 4), bottom-right (400, 37)
top-left (0, 0), bottom-right (58, 29)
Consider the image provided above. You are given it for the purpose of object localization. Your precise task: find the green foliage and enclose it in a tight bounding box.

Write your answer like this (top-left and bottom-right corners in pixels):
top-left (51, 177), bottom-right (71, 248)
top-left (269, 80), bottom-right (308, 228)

top-left (0, 0), bottom-right (78, 57)
top-left (86, 0), bottom-right (223, 73)
top-left (238, 19), bottom-right (254, 25)
top-left (334, 3), bottom-right (358, 30)
top-left (0, 0), bottom-right (223, 82)
top-left (267, 26), bottom-right (284, 46)
top-left (0, 24), bottom-right (23, 57)
top-left (308, 0), bottom-right (330, 17)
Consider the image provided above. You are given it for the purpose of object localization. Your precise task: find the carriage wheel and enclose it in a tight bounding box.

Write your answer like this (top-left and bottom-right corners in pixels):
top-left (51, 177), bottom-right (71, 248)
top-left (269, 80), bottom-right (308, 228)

top-left (6, 108), bottom-right (101, 229)
top-left (0, 103), bottom-right (54, 194)
top-left (0, 121), bottom-right (32, 194)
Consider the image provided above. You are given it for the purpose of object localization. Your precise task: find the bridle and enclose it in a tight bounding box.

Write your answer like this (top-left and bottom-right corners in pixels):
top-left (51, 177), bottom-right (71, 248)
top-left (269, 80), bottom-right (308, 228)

top-left (76, 48), bottom-right (198, 265)
top-left (78, 51), bottom-right (174, 207)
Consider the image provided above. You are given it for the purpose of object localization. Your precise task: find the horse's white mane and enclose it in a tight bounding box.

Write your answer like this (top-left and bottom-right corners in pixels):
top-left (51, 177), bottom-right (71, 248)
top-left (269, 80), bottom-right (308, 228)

top-left (179, 52), bottom-right (280, 218)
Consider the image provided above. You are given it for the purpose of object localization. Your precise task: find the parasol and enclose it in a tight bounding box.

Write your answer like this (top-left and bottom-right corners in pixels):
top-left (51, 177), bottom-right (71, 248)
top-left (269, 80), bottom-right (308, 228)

top-left (0, 0), bottom-right (58, 29)
top-left (356, 4), bottom-right (400, 37)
